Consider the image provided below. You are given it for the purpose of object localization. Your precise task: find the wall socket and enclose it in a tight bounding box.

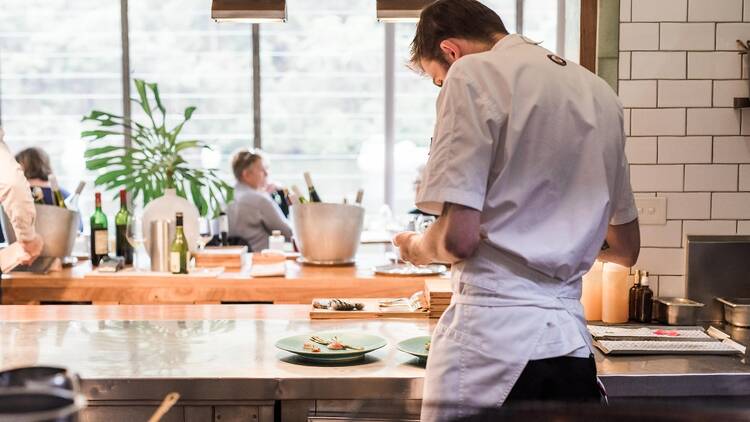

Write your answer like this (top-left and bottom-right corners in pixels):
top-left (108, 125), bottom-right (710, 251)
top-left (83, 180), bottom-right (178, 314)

top-left (635, 197), bottom-right (667, 225)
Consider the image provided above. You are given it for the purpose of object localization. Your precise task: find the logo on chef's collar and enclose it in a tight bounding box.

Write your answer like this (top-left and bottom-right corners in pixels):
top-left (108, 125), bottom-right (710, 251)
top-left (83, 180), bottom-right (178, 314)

top-left (547, 54), bottom-right (567, 67)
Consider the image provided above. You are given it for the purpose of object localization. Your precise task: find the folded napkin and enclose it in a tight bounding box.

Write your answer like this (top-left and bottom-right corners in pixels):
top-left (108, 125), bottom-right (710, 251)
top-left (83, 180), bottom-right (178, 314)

top-left (250, 250), bottom-right (287, 277)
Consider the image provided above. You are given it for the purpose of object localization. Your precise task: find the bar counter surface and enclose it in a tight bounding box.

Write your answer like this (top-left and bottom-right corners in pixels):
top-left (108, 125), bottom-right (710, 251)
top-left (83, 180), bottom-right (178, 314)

top-left (1, 253), bottom-right (439, 305)
top-left (2, 304), bottom-right (750, 421)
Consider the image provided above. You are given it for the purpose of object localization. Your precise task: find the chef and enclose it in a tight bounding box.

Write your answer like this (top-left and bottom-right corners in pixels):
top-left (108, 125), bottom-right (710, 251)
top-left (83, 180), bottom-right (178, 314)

top-left (392, 0), bottom-right (640, 420)
top-left (0, 127), bottom-right (43, 275)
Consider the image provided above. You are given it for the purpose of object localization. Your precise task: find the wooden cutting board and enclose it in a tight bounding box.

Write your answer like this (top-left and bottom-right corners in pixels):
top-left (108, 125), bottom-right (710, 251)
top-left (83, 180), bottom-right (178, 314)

top-left (424, 279), bottom-right (452, 299)
top-left (309, 298), bottom-right (429, 319)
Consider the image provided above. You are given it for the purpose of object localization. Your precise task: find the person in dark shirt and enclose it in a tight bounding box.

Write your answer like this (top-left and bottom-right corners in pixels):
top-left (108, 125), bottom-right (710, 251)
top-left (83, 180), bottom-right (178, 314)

top-left (14, 147), bottom-right (70, 204)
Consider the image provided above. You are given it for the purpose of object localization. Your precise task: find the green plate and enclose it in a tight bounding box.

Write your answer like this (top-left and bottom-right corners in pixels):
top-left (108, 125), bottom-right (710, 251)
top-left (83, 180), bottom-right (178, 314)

top-left (275, 331), bottom-right (387, 363)
top-left (397, 336), bottom-right (431, 361)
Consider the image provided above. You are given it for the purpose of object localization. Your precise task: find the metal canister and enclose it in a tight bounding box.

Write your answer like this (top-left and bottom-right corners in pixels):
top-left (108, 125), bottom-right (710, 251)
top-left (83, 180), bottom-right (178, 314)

top-left (150, 220), bottom-right (171, 272)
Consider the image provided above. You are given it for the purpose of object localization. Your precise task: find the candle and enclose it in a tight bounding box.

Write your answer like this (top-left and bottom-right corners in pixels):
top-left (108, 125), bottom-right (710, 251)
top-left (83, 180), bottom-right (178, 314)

top-left (602, 262), bottom-right (630, 324)
top-left (581, 260), bottom-right (604, 321)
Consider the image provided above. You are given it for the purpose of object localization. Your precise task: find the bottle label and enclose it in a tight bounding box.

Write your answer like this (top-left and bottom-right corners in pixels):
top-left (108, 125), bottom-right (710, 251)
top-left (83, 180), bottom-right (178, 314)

top-left (94, 230), bottom-right (108, 255)
top-left (170, 252), bottom-right (181, 273)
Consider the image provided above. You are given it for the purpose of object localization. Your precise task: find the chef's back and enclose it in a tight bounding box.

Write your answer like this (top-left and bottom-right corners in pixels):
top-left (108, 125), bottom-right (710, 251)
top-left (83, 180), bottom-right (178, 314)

top-left (417, 34), bottom-right (636, 300)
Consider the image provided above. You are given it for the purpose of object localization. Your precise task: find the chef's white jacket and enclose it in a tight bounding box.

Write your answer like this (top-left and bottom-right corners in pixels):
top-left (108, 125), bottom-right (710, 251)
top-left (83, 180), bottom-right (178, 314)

top-left (0, 127), bottom-right (36, 242)
top-left (416, 34), bottom-right (637, 420)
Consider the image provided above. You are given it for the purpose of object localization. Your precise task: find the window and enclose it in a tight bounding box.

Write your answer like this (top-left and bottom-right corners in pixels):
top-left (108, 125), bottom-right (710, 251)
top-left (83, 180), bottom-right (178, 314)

top-left (260, 0), bottom-right (385, 210)
top-left (0, 0), bottom-right (122, 216)
top-left (128, 0), bottom-right (253, 182)
top-left (0, 0), bottom-right (581, 221)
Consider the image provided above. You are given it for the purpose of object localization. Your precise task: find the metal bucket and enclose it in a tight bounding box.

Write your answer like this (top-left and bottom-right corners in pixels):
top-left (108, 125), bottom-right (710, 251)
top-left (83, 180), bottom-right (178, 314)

top-left (33, 205), bottom-right (78, 258)
top-left (292, 203), bottom-right (364, 265)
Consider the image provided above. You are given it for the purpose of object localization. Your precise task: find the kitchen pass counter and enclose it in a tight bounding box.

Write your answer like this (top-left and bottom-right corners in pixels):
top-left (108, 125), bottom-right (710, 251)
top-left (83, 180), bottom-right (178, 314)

top-left (1, 305), bottom-right (750, 420)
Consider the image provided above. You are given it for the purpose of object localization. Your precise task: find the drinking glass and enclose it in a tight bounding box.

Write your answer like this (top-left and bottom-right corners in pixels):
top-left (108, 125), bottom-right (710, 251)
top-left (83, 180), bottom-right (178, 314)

top-left (415, 215), bottom-right (436, 234)
top-left (197, 217), bottom-right (213, 250)
top-left (126, 211), bottom-right (147, 271)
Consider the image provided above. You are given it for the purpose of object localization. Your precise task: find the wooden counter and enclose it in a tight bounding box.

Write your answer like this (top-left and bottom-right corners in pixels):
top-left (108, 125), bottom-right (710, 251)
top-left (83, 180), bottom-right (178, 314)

top-left (0, 255), bottom-right (444, 305)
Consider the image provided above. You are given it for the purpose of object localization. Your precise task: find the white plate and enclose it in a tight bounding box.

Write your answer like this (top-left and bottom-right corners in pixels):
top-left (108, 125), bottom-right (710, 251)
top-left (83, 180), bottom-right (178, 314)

top-left (374, 264), bottom-right (447, 276)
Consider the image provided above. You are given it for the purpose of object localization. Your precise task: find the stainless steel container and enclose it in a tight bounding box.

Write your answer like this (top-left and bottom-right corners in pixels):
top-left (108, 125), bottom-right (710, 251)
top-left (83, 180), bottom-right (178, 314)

top-left (653, 297), bottom-right (705, 325)
top-left (149, 220), bottom-right (170, 272)
top-left (291, 203), bottom-right (365, 265)
top-left (33, 205), bottom-right (79, 258)
top-left (716, 298), bottom-right (750, 327)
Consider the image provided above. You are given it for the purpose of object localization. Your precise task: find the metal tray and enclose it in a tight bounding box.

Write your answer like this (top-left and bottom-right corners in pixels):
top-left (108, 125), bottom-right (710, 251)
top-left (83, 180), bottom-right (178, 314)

top-left (716, 298), bottom-right (750, 328)
top-left (653, 297), bottom-right (704, 325)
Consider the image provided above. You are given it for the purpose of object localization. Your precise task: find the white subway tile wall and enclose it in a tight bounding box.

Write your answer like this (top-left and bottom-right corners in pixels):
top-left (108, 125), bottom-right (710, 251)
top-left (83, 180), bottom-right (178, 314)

top-left (658, 136), bottom-right (712, 163)
top-left (713, 80), bottom-right (748, 107)
top-left (713, 137), bottom-right (750, 163)
top-left (619, 1), bottom-right (749, 290)
top-left (684, 164), bottom-right (738, 191)
top-left (687, 0), bottom-right (743, 22)
top-left (625, 137), bottom-right (657, 163)
top-left (632, 0), bottom-right (687, 22)
top-left (660, 23), bottom-right (715, 51)
top-left (620, 23), bottom-right (660, 51)
top-left (658, 80), bottom-right (712, 107)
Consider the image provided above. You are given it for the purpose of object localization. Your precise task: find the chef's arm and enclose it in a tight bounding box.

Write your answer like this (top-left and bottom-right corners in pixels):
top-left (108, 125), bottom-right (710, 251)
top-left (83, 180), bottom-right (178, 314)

top-left (394, 203), bottom-right (481, 265)
top-left (598, 218), bottom-right (640, 267)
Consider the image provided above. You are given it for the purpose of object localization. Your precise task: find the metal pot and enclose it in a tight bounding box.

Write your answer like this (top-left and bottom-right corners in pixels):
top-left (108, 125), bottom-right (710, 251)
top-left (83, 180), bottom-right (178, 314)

top-left (0, 366), bottom-right (80, 393)
top-left (653, 297), bottom-right (704, 325)
top-left (0, 388), bottom-right (85, 422)
top-left (291, 203), bottom-right (364, 265)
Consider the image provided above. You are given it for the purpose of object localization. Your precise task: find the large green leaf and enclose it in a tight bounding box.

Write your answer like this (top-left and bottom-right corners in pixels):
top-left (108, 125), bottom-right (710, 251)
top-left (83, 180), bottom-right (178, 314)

top-left (84, 145), bottom-right (125, 158)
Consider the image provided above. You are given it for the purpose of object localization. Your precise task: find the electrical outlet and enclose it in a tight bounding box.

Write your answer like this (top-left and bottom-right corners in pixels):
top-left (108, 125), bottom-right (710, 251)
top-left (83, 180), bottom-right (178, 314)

top-left (635, 197), bottom-right (667, 225)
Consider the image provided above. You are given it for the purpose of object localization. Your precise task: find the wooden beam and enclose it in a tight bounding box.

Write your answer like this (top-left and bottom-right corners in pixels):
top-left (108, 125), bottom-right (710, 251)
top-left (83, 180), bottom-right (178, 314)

top-left (580, 0), bottom-right (598, 73)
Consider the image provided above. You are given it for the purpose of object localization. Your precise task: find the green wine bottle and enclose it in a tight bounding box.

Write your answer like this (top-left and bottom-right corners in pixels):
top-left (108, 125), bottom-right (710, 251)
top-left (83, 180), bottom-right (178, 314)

top-left (304, 172), bottom-right (322, 202)
top-left (48, 174), bottom-right (66, 208)
top-left (90, 192), bottom-right (109, 266)
top-left (114, 189), bottom-right (133, 265)
top-left (170, 212), bottom-right (189, 274)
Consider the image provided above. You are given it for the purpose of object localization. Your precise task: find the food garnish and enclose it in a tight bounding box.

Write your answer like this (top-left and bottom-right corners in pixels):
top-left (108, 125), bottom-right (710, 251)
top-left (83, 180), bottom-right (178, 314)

top-left (425, 341), bottom-right (430, 351)
top-left (310, 335), bottom-right (364, 351)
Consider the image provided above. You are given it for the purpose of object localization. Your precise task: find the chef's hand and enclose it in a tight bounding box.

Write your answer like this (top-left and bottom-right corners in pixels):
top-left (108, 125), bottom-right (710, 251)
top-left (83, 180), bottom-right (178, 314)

top-left (265, 182), bottom-right (281, 194)
top-left (393, 231), bottom-right (430, 266)
top-left (19, 234), bottom-right (43, 265)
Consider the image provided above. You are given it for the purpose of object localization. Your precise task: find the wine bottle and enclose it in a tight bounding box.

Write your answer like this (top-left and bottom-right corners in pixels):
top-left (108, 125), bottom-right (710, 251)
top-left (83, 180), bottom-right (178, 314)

top-left (218, 211), bottom-right (229, 246)
top-left (291, 185), bottom-right (307, 204)
top-left (89, 192), bottom-right (109, 266)
top-left (64, 181), bottom-right (86, 211)
top-left (114, 189), bottom-right (133, 265)
top-left (48, 174), bottom-right (66, 208)
top-left (170, 212), bottom-right (189, 274)
top-left (303, 172), bottom-right (322, 203)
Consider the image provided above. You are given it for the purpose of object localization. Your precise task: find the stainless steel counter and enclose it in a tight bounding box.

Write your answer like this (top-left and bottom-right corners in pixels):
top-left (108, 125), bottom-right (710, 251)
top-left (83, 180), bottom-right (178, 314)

top-left (2, 311), bottom-right (750, 402)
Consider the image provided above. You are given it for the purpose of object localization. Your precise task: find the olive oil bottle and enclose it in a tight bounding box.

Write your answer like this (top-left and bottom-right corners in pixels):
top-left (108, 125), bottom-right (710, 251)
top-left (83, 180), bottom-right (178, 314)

top-left (170, 212), bottom-right (189, 274)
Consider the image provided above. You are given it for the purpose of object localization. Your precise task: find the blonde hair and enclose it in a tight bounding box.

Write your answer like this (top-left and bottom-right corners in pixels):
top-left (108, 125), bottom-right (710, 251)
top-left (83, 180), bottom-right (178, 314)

top-left (231, 149), bottom-right (263, 181)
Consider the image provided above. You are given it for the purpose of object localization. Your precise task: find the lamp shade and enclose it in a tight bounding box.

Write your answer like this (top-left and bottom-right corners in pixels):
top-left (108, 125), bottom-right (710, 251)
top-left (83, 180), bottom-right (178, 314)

top-left (376, 0), bottom-right (432, 22)
top-left (212, 0), bottom-right (287, 23)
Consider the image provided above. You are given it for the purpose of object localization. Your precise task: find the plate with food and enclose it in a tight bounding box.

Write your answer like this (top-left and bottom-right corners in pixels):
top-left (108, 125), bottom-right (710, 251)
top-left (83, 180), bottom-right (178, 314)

top-left (275, 331), bottom-right (387, 363)
top-left (397, 336), bottom-right (431, 361)
top-left (374, 263), bottom-right (447, 276)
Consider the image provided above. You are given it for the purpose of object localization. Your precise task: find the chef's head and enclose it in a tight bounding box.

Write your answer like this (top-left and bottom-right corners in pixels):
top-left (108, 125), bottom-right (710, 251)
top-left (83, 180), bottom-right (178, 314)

top-left (232, 149), bottom-right (269, 190)
top-left (410, 0), bottom-right (508, 87)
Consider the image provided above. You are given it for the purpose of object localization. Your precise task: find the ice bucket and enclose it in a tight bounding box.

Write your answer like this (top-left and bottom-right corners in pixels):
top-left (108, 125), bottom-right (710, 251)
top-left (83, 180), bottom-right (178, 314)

top-left (34, 205), bottom-right (79, 258)
top-left (292, 203), bottom-right (364, 265)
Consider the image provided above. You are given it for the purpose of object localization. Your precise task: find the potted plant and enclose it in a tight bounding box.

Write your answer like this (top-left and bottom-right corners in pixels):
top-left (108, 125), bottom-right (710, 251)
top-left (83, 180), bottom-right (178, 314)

top-left (82, 79), bottom-right (233, 217)
top-left (82, 79), bottom-right (234, 251)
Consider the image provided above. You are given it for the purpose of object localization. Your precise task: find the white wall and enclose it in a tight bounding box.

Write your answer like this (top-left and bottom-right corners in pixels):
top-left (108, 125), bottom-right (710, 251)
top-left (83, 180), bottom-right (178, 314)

top-left (619, 0), bottom-right (750, 296)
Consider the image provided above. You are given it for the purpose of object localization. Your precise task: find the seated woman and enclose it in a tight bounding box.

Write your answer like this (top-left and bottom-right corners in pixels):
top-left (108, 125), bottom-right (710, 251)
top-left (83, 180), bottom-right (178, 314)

top-left (227, 149), bottom-right (293, 252)
top-left (14, 147), bottom-right (69, 204)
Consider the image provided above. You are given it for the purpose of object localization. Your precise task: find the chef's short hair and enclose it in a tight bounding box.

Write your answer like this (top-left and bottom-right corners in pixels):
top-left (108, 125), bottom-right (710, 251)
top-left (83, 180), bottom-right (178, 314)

top-left (231, 149), bottom-right (264, 181)
top-left (410, 0), bottom-right (508, 72)
top-left (15, 147), bottom-right (52, 181)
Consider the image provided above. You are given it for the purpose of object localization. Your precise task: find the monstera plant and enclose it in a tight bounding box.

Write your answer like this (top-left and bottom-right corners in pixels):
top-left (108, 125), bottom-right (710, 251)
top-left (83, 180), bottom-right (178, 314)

top-left (82, 79), bottom-right (233, 217)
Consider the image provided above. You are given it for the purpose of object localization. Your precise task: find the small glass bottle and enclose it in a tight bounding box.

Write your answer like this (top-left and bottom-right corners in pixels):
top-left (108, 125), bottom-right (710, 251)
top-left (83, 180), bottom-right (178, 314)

top-left (268, 230), bottom-right (285, 252)
top-left (628, 270), bottom-right (642, 321)
top-left (637, 271), bottom-right (653, 323)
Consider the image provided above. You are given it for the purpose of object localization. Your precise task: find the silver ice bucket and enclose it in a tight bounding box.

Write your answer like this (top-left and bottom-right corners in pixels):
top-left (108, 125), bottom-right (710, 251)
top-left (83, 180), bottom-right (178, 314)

top-left (292, 203), bottom-right (364, 265)
top-left (34, 204), bottom-right (78, 258)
